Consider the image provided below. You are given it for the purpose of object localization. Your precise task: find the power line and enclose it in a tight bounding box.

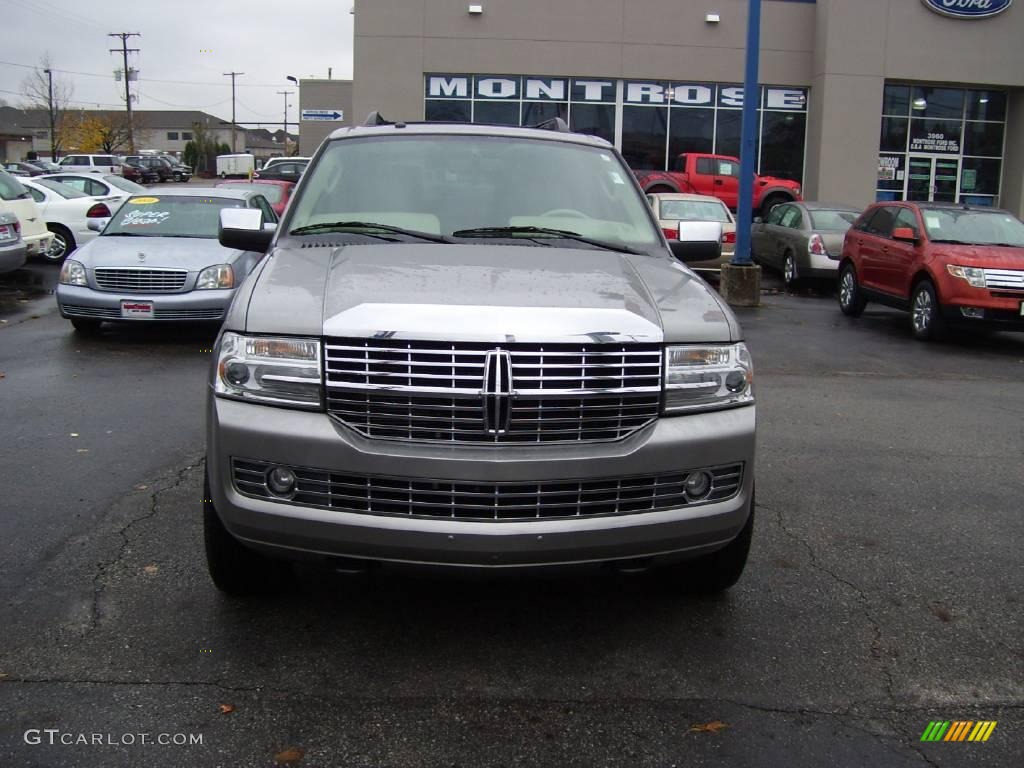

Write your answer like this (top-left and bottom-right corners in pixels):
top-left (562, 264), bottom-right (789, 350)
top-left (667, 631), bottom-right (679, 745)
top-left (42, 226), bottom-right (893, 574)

top-left (0, 61), bottom-right (313, 88)
top-left (0, 87), bottom-right (123, 108)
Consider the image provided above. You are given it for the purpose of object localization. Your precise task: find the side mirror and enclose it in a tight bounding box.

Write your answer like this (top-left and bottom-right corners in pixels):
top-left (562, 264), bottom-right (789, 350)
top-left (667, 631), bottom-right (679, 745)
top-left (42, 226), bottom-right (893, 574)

top-left (892, 227), bottom-right (918, 243)
top-left (669, 220), bottom-right (723, 264)
top-left (87, 218), bottom-right (109, 232)
top-left (219, 208), bottom-right (275, 252)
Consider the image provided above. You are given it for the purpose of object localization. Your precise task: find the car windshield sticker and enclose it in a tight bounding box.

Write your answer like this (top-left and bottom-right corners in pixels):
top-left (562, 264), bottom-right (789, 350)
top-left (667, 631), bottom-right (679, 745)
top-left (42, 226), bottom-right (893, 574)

top-left (122, 209), bottom-right (171, 226)
top-left (130, 197), bottom-right (160, 204)
top-left (609, 171), bottom-right (625, 185)
top-left (925, 215), bottom-right (942, 229)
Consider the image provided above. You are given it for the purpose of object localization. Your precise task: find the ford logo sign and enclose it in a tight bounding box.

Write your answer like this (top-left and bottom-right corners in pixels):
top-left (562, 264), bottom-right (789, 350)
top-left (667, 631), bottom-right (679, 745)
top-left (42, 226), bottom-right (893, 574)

top-left (921, 0), bottom-right (1014, 18)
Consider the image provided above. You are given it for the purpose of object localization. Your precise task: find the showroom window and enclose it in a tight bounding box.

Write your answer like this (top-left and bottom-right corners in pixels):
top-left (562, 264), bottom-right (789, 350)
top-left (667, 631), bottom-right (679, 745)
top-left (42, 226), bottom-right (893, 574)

top-left (425, 75), bottom-right (808, 183)
top-left (876, 83), bottom-right (1006, 206)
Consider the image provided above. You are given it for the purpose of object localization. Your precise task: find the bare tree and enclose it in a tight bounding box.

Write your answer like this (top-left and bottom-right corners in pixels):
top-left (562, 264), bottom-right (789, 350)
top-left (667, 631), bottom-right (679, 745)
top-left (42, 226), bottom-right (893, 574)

top-left (21, 54), bottom-right (73, 161)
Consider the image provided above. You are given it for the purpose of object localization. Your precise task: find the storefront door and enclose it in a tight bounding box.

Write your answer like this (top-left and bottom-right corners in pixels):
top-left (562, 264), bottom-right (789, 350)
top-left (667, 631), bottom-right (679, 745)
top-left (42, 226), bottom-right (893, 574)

top-left (907, 156), bottom-right (960, 203)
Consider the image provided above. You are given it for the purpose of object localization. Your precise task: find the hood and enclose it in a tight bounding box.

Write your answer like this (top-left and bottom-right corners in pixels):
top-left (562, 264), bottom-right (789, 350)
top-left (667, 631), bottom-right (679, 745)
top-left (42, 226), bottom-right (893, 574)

top-left (241, 243), bottom-right (738, 343)
top-left (72, 235), bottom-right (247, 269)
top-left (930, 244), bottom-right (1024, 269)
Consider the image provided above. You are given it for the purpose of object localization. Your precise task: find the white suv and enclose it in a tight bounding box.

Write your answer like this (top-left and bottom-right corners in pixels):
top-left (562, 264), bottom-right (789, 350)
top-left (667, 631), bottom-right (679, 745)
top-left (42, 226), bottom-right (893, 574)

top-left (57, 154), bottom-right (121, 175)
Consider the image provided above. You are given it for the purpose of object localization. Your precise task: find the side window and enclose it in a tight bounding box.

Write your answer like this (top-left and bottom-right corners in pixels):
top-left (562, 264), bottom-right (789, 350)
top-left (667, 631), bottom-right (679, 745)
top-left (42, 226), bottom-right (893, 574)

top-left (696, 157), bottom-right (715, 175)
top-left (250, 195), bottom-right (277, 222)
top-left (57, 177), bottom-right (86, 192)
top-left (717, 159), bottom-right (740, 177)
top-left (85, 179), bottom-right (107, 196)
top-left (780, 206), bottom-right (801, 229)
top-left (866, 207), bottom-right (897, 238)
top-left (765, 205), bottom-right (787, 226)
top-left (27, 187), bottom-right (45, 203)
top-left (671, 155), bottom-right (687, 172)
top-left (894, 208), bottom-right (920, 236)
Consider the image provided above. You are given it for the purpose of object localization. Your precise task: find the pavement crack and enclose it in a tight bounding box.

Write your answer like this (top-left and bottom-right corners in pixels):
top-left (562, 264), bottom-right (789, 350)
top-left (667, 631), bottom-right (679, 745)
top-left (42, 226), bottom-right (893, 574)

top-left (86, 456), bottom-right (204, 636)
top-left (760, 501), bottom-right (897, 704)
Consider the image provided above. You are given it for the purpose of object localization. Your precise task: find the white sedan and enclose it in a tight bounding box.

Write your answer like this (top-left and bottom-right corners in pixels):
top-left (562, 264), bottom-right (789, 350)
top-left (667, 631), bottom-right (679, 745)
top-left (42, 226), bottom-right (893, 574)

top-left (38, 173), bottom-right (146, 211)
top-left (19, 178), bottom-right (118, 262)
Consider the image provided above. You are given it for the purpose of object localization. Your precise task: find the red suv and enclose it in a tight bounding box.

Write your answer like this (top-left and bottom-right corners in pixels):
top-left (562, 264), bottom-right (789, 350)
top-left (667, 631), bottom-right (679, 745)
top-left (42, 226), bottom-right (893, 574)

top-left (838, 202), bottom-right (1024, 340)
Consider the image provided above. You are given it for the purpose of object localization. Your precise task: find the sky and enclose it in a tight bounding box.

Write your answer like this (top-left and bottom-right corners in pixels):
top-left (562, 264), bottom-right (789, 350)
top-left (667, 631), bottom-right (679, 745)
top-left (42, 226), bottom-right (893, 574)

top-left (1, 0), bottom-right (354, 131)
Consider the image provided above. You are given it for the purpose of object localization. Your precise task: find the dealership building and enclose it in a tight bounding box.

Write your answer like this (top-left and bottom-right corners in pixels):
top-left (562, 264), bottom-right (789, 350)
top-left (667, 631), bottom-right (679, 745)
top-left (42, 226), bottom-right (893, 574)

top-left (349, 0), bottom-right (1024, 216)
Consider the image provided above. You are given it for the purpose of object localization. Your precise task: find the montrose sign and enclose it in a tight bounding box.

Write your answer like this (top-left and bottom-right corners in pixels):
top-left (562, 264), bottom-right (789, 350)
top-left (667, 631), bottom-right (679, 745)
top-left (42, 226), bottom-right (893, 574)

top-left (920, 0), bottom-right (1013, 18)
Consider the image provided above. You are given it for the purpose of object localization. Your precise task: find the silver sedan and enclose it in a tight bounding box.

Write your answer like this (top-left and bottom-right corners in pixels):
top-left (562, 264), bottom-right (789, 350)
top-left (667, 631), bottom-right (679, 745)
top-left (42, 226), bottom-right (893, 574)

top-left (752, 202), bottom-right (860, 286)
top-left (56, 188), bottom-right (276, 333)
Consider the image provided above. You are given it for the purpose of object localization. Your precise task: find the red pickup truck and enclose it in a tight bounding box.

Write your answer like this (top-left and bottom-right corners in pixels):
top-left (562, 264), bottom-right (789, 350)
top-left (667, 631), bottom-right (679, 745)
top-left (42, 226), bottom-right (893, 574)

top-left (634, 153), bottom-right (802, 218)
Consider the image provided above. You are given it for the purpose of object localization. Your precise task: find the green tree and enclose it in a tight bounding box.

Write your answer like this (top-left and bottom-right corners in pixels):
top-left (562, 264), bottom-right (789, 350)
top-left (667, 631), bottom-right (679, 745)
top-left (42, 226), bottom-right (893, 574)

top-left (183, 141), bottom-right (198, 170)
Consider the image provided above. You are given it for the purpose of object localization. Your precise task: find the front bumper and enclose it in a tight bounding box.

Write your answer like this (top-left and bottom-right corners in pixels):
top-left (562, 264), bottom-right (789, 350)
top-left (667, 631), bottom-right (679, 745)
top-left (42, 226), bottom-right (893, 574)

top-left (56, 284), bottom-right (233, 321)
top-left (207, 397), bottom-right (756, 568)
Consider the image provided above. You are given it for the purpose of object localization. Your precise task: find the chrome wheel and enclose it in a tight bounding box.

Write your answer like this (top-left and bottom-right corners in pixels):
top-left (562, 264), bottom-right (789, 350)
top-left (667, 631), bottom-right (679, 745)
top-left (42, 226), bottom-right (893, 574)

top-left (44, 230), bottom-right (69, 261)
top-left (912, 287), bottom-right (932, 334)
top-left (840, 271), bottom-right (855, 308)
top-left (783, 253), bottom-right (797, 284)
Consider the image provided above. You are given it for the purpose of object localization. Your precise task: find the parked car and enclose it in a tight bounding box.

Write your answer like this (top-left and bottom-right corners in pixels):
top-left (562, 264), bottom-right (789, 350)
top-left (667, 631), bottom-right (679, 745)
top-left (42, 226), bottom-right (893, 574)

top-left (0, 169), bottom-right (53, 259)
top-left (838, 202), bottom-right (1024, 340)
top-left (56, 188), bottom-right (278, 332)
top-left (215, 179), bottom-right (295, 217)
top-left (19, 178), bottom-right (113, 262)
top-left (39, 173), bottom-right (147, 208)
top-left (121, 162), bottom-right (161, 185)
top-left (26, 160), bottom-right (62, 173)
top-left (752, 202), bottom-right (860, 286)
top-left (4, 162), bottom-right (46, 177)
top-left (261, 156), bottom-right (310, 171)
top-left (157, 155), bottom-right (193, 182)
top-left (0, 211), bottom-right (27, 274)
top-left (204, 117), bottom-right (756, 597)
top-left (57, 154), bottom-right (121, 175)
top-left (253, 159), bottom-right (308, 183)
top-left (648, 192), bottom-right (736, 271)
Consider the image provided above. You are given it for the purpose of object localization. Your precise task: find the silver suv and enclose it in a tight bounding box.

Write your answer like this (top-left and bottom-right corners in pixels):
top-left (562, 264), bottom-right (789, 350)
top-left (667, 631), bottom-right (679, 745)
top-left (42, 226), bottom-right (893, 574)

top-left (207, 117), bottom-right (756, 595)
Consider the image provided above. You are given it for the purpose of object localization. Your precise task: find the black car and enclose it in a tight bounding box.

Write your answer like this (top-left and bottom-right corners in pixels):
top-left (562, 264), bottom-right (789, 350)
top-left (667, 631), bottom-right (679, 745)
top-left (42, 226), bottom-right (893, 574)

top-left (3, 162), bottom-right (45, 177)
top-left (123, 156), bottom-right (179, 182)
top-left (26, 160), bottom-right (62, 173)
top-left (121, 162), bottom-right (161, 184)
top-left (158, 155), bottom-right (193, 182)
top-left (253, 159), bottom-right (307, 183)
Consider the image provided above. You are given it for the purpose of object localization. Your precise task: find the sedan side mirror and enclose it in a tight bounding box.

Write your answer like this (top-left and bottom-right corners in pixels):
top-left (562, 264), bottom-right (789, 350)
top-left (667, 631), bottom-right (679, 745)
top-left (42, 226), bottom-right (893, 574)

top-left (669, 220), bottom-right (723, 264)
top-left (219, 208), bottom-right (274, 252)
top-left (892, 227), bottom-right (918, 243)
top-left (87, 218), bottom-right (109, 232)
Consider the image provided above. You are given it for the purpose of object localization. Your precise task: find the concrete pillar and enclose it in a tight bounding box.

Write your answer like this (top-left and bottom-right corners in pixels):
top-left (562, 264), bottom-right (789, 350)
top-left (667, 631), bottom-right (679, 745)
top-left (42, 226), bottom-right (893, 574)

top-left (1000, 88), bottom-right (1024, 218)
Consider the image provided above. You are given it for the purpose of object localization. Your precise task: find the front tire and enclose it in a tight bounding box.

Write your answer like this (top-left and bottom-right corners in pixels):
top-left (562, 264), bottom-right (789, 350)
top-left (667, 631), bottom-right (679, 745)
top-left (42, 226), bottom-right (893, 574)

top-left (838, 263), bottom-right (867, 317)
top-left (44, 224), bottom-right (74, 262)
top-left (910, 279), bottom-right (946, 341)
top-left (758, 194), bottom-right (790, 219)
top-left (203, 469), bottom-right (287, 596)
top-left (173, 172), bottom-right (182, 182)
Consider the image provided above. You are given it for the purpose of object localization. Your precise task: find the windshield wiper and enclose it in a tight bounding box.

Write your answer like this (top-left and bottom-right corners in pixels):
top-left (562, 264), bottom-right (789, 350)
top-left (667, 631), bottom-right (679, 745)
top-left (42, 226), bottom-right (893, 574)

top-left (103, 231), bottom-right (145, 237)
top-left (451, 226), bottom-right (643, 255)
top-left (288, 220), bottom-right (452, 244)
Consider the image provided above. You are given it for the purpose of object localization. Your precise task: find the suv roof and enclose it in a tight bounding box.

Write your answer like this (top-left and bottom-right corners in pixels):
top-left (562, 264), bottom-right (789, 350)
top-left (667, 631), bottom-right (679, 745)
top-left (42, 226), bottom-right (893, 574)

top-left (326, 119), bottom-right (613, 149)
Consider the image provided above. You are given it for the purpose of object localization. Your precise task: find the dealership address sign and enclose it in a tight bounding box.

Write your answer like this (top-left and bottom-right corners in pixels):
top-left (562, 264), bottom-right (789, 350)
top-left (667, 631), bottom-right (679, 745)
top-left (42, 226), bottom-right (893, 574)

top-left (920, 0), bottom-right (1013, 18)
top-left (426, 75), bottom-right (808, 110)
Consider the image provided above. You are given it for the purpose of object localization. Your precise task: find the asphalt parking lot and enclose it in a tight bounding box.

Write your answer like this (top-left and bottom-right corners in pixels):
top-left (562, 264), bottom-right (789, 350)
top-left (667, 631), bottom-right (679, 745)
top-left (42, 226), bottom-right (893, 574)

top-left (0, 265), bottom-right (1021, 767)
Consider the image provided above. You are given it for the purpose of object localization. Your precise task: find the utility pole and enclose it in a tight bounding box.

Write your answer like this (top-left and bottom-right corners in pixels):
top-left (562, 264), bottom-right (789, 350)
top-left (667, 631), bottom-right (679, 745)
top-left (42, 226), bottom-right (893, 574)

top-left (108, 32), bottom-right (140, 153)
top-left (277, 90), bottom-right (292, 157)
top-left (223, 71), bottom-right (244, 152)
top-left (43, 67), bottom-right (57, 161)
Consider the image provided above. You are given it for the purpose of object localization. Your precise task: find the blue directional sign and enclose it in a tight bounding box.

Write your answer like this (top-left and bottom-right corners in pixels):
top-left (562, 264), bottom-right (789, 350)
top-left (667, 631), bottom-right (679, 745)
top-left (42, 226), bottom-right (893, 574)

top-left (301, 109), bottom-right (344, 121)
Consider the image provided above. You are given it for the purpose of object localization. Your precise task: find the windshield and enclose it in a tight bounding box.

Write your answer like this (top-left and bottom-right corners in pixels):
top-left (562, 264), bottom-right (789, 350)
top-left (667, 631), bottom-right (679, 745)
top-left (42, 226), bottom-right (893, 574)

top-left (659, 199), bottom-right (731, 223)
top-left (0, 170), bottom-right (31, 201)
top-left (104, 196), bottom-right (244, 238)
top-left (105, 176), bottom-right (148, 194)
top-left (810, 210), bottom-right (858, 230)
top-left (287, 135), bottom-right (661, 251)
top-left (219, 182), bottom-right (283, 204)
top-left (922, 208), bottom-right (1024, 246)
top-left (35, 179), bottom-right (87, 199)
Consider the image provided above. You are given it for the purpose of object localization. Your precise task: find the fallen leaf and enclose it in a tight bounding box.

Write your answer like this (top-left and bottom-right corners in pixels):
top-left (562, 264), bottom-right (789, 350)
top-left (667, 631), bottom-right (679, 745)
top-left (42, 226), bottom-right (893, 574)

top-left (0, 672), bottom-right (8, 679)
top-left (135, 484), bottom-right (148, 491)
top-left (274, 747), bottom-right (304, 764)
top-left (0, 372), bottom-right (5, 379)
top-left (69, 433), bottom-right (79, 437)
top-left (930, 604), bottom-right (953, 623)
top-left (76, 449), bottom-right (89, 454)
top-left (143, 564), bottom-right (159, 574)
top-left (219, 703), bottom-right (235, 714)
top-left (689, 720), bottom-right (729, 734)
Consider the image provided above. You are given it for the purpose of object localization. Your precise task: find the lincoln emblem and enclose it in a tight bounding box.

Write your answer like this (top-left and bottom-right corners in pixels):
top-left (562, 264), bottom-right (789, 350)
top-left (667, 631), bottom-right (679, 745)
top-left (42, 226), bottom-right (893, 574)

top-left (481, 349), bottom-right (514, 434)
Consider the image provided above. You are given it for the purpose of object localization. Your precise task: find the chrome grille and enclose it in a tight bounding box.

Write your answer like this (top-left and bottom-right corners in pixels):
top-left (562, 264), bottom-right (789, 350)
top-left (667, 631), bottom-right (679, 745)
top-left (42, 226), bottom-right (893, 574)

top-left (61, 304), bottom-right (120, 319)
top-left (984, 268), bottom-right (1024, 291)
top-left (94, 268), bottom-right (188, 292)
top-left (232, 458), bottom-right (743, 521)
top-left (324, 338), bottom-right (663, 443)
top-left (153, 308), bottom-right (224, 320)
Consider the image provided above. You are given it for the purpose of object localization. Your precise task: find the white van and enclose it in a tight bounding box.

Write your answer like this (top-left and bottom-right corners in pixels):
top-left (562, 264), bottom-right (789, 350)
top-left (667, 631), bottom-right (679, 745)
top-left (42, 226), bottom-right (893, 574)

top-left (0, 170), bottom-right (53, 259)
top-left (57, 154), bottom-right (122, 175)
top-left (216, 154), bottom-right (255, 179)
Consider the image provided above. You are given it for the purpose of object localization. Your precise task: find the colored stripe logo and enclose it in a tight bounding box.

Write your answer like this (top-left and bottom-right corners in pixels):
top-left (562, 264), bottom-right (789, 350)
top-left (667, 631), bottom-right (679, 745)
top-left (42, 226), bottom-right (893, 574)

top-left (920, 721), bottom-right (997, 742)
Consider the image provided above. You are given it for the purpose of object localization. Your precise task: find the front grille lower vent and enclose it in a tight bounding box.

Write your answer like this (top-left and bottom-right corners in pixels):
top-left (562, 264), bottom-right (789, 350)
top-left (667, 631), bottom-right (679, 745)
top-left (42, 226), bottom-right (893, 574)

top-left (94, 268), bottom-right (187, 292)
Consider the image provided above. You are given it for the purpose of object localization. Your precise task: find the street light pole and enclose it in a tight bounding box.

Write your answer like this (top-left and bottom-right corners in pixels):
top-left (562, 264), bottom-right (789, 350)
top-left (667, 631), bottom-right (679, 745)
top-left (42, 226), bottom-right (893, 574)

top-left (43, 68), bottom-right (57, 161)
top-left (286, 75), bottom-right (299, 155)
top-left (277, 90), bottom-right (293, 157)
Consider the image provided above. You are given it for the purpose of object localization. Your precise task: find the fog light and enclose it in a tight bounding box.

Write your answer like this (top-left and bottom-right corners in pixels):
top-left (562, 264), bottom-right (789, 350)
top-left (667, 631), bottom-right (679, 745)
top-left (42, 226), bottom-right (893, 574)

top-left (960, 307), bottom-right (984, 319)
top-left (725, 370), bottom-right (748, 393)
top-left (684, 471), bottom-right (712, 500)
top-left (266, 466), bottom-right (296, 496)
top-left (225, 361), bottom-right (249, 385)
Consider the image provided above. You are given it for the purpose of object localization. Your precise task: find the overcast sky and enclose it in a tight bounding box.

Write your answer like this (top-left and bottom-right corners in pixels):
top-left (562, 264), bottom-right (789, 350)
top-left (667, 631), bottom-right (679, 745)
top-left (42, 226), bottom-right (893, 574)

top-left (1, 0), bottom-right (353, 130)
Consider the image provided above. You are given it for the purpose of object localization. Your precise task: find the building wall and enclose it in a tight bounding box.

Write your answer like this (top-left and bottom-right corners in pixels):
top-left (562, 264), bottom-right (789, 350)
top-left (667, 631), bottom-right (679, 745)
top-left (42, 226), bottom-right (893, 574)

top-left (297, 80), bottom-right (353, 155)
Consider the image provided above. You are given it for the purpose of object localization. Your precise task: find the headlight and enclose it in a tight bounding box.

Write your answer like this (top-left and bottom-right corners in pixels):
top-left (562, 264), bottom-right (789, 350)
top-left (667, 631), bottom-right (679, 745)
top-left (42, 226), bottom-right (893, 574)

top-left (196, 264), bottom-right (234, 289)
top-left (214, 331), bottom-right (322, 408)
top-left (663, 343), bottom-right (753, 413)
top-left (59, 260), bottom-right (87, 286)
top-left (946, 265), bottom-right (986, 288)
